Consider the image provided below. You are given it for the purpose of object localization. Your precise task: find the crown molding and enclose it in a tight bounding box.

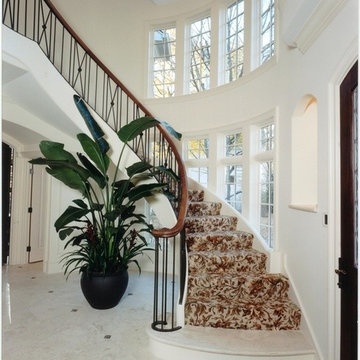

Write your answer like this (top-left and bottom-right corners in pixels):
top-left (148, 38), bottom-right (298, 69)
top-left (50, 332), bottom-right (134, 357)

top-left (281, 0), bottom-right (349, 54)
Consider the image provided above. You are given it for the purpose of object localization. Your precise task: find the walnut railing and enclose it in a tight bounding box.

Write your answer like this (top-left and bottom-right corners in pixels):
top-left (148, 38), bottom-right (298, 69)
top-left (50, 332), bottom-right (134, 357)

top-left (3, 0), bottom-right (188, 331)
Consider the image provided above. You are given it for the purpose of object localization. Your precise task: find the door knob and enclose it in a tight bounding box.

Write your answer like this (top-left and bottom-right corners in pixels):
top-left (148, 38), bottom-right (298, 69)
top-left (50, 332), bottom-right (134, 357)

top-left (335, 269), bottom-right (347, 275)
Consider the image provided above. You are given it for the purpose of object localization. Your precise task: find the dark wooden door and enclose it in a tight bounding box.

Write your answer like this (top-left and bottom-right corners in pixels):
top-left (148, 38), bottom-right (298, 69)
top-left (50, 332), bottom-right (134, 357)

top-left (2, 142), bottom-right (12, 265)
top-left (339, 61), bottom-right (358, 360)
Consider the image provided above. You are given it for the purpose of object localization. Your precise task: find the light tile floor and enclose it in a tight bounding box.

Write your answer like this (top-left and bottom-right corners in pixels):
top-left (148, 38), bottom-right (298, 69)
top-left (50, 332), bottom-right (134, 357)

top-left (2, 263), bottom-right (159, 360)
top-left (2, 263), bottom-right (316, 360)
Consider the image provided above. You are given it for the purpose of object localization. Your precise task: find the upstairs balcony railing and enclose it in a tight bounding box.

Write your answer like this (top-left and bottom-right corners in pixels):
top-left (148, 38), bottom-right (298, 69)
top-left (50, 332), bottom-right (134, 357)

top-left (3, 0), bottom-right (188, 332)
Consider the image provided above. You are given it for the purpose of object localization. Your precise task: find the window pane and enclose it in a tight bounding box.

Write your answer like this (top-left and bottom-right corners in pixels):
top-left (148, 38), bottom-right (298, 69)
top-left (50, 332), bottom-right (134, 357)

top-left (259, 160), bottom-right (274, 247)
top-left (225, 132), bottom-right (243, 156)
top-left (225, 0), bottom-right (244, 83)
top-left (187, 138), bottom-right (209, 159)
top-left (260, 0), bottom-right (275, 64)
top-left (152, 27), bottom-right (176, 98)
top-left (260, 123), bottom-right (275, 152)
top-left (188, 167), bottom-right (208, 187)
top-left (225, 164), bottom-right (242, 213)
top-left (190, 16), bottom-right (211, 93)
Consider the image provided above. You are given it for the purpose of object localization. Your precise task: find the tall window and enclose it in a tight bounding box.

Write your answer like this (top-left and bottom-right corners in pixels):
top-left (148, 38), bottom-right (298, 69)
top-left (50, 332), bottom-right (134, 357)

top-left (259, 161), bottom-right (274, 247)
top-left (225, 0), bottom-right (244, 83)
top-left (189, 16), bottom-right (211, 93)
top-left (258, 122), bottom-right (275, 247)
top-left (223, 132), bottom-right (243, 212)
top-left (259, 0), bottom-right (275, 64)
top-left (152, 27), bottom-right (176, 98)
top-left (225, 164), bottom-right (243, 212)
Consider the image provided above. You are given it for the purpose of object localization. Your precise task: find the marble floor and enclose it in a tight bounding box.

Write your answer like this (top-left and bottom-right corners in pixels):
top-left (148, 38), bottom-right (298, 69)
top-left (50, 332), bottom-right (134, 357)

top-left (2, 263), bottom-right (317, 360)
top-left (2, 263), bottom-right (159, 360)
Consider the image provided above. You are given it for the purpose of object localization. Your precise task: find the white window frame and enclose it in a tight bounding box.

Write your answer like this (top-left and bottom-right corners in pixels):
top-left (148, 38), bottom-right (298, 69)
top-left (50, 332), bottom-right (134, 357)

top-left (185, 11), bottom-right (212, 94)
top-left (147, 1), bottom-right (277, 97)
top-left (251, 0), bottom-right (276, 70)
top-left (224, 0), bottom-right (245, 84)
top-left (254, 121), bottom-right (275, 248)
top-left (187, 167), bottom-right (209, 187)
top-left (149, 23), bottom-right (177, 98)
top-left (219, 129), bottom-right (244, 212)
top-left (184, 135), bottom-right (210, 188)
top-left (224, 163), bottom-right (243, 212)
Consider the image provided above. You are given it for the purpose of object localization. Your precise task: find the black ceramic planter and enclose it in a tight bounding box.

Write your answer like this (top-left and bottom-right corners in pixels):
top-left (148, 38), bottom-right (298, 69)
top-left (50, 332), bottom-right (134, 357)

top-left (80, 271), bottom-right (129, 309)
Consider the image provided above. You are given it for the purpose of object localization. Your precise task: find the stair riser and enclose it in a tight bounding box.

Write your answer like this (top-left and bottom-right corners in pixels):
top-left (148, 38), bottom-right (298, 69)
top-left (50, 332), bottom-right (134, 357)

top-left (188, 253), bottom-right (266, 276)
top-left (187, 202), bottom-right (222, 216)
top-left (185, 217), bottom-right (238, 233)
top-left (188, 190), bottom-right (204, 202)
top-left (187, 274), bottom-right (290, 301)
top-left (185, 302), bottom-right (301, 330)
top-left (186, 233), bottom-right (253, 252)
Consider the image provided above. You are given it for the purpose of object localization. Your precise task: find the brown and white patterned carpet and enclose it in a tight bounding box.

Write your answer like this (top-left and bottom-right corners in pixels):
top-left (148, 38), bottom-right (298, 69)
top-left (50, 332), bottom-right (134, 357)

top-left (184, 190), bottom-right (301, 330)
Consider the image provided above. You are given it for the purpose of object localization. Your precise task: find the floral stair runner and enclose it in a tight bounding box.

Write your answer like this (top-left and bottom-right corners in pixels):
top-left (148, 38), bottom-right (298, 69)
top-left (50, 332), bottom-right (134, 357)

top-left (184, 190), bottom-right (301, 330)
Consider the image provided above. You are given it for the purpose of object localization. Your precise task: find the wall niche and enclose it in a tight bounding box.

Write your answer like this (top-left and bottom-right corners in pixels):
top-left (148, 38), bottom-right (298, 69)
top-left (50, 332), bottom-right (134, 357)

top-left (289, 95), bottom-right (318, 212)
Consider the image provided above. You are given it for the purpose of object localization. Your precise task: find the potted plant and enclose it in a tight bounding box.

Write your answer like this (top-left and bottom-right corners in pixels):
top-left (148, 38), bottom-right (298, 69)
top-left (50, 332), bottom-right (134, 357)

top-left (30, 95), bottom-right (181, 309)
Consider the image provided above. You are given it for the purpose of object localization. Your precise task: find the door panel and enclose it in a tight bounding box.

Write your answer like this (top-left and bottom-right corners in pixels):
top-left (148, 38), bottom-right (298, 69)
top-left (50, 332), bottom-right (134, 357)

top-left (2, 143), bottom-right (12, 265)
top-left (28, 165), bottom-right (46, 263)
top-left (339, 61), bottom-right (358, 360)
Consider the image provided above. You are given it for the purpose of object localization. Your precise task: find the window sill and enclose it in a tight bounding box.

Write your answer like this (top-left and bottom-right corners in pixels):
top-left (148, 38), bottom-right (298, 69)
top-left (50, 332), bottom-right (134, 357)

top-left (288, 203), bottom-right (318, 213)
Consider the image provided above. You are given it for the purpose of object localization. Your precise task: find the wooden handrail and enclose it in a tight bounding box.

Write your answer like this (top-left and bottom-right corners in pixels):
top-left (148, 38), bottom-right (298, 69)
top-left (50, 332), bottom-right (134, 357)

top-left (152, 125), bottom-right (188, 238)
top-left (42, 0), bottom-right (188, 238)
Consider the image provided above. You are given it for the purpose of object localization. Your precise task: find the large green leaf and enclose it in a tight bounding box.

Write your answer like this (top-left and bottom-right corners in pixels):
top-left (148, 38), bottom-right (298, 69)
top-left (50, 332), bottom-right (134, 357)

top-left (112, 180), bottom-right (134, 205)
top-left (64, 233), bottom-right (88, 248)
top-left (77, 133), bottom-right (110, 175)
top-left (160, 121), bottom-right (182, 140)
top-left (46, 167), bottom-right (87, 195)
top-left (126, 161), bottom-right (152, 178)
top-left (73, 95), bottom-right (109, 154)
top-left (117, 117), bottom-right (159, 143)
top-left (39, 141), bottom-right (77, 162)
top-left (55, 206), bottom-right (90, 232)
top-left (29, 158), bottom-right (90, 181)
top-left (119, 205), bottom-right (136, 221)
top-left (59, 228), bottom-right (74, 240)
top-left (153, 165), bottom-right (180, 182)
top-left (73, 199), bottom-right (88, 209)
top-left (77, 152), bottom-right (107, 189)
top-left (127, 183), bottom-right (165, 202)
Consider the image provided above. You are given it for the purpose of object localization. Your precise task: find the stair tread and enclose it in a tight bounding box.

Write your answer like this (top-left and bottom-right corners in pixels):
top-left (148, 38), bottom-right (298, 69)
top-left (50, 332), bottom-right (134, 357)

top-left (188, 248), bottom-right (265, 257)
top-left (188, 201), bottom-right (222, 205)
top-left (186, 296), bottom-right (299, 307)
top-left (186, 215), bottom-right (237, 220)
top-left (149, 326), bottom-right (316, 356)
top-left (186, 230), bottom-right (253, 238)
top-left (188, 272), bottom-right (288, 281)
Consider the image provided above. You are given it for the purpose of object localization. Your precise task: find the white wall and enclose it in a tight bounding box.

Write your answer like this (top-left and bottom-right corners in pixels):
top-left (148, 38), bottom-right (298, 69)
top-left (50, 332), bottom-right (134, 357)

top-left (5, 0), bottom-right (359, 358)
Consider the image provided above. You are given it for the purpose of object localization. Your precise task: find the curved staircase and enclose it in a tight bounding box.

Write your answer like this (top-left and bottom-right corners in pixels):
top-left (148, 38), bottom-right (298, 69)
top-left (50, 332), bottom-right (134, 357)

top-left (184, 190), bottom-right (301, 330)
top-left (148, 190), bottom-right (316, 359)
